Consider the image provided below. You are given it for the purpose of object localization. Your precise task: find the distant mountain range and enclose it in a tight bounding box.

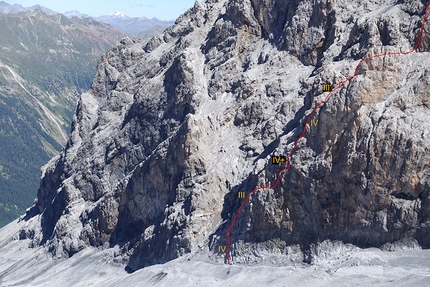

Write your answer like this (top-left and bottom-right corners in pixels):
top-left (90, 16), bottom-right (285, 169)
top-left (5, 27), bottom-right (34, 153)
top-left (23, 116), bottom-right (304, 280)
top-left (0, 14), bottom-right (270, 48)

top-left (63, 10), bottom-right (89, 18)
top-left (0, 1), bottom-right (57, 15)
top-left (0, 8), bottom-right (126, 226)
top-left (65, 10), bottom-right (173, 36)
top-left (94, 12), bottom-right (174, 35)
top-left (0, 1), bottom-right (173, 36)
top-left (137, 25), bottom-right (169, 39)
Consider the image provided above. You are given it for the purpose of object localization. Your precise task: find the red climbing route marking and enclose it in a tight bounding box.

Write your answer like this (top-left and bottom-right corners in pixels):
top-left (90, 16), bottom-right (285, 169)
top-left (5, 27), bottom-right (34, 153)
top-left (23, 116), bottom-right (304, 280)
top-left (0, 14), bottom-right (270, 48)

top-left (225, 2), bottom-right (430, 264)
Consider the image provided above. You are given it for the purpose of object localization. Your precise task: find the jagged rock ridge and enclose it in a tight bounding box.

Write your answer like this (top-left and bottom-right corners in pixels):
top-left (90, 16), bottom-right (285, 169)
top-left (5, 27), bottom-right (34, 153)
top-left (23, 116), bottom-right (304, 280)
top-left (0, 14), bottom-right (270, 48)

top-left (16, 0), bottom-right (430, 271)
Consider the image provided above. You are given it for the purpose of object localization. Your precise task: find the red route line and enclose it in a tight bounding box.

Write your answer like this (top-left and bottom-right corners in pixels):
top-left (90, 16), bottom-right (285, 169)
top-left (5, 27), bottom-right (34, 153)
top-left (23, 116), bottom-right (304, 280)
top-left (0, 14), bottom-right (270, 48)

top-left (225, 2), bottom-right (430, 265)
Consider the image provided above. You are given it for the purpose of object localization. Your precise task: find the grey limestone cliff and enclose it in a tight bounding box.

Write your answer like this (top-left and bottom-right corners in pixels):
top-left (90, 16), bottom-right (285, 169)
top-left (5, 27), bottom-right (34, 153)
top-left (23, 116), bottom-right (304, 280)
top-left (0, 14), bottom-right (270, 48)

top-left (18, 0), bottom-right (430, 270)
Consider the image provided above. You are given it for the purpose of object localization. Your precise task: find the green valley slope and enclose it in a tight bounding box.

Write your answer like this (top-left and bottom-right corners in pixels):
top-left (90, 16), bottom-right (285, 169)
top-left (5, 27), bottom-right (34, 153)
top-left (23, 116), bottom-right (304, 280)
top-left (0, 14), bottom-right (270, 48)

top-left (0, 9), bottom-right (126, 226)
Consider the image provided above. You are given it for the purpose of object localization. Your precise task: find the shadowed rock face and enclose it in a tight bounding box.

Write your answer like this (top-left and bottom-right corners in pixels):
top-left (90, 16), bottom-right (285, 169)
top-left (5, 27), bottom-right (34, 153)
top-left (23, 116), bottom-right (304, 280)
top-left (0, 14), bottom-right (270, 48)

top-left (19, 0), bottom-right (430, 270)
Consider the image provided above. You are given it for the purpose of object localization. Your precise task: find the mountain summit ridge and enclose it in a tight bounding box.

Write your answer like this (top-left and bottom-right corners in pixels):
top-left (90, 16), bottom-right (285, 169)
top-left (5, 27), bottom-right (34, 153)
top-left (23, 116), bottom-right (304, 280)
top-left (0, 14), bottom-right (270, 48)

top-left (3, 0), bottom-right (430, 277)
top-left (0, 1), bottom-right (173, 35)
top-left (0, 1), bottom-right (57, 15)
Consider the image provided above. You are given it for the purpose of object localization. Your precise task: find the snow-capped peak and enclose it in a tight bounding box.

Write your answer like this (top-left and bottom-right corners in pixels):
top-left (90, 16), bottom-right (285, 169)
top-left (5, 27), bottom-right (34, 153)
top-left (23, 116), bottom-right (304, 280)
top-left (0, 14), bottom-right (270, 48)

top-left (109, 11), bottom-right (126, 17)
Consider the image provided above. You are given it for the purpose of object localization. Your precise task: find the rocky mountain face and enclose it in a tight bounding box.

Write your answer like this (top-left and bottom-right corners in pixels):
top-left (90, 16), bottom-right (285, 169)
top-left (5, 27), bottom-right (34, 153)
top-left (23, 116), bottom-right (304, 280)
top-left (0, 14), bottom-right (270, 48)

top-left (0, 10), bottom-right (125, 226)
top-left (15, 0), bottom-right (430, 273)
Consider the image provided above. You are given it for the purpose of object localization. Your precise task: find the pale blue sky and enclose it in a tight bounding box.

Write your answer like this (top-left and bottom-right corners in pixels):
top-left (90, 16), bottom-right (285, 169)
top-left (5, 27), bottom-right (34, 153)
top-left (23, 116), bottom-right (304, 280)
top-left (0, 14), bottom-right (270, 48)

top-left (6, 0), bottom-right (197, 20)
